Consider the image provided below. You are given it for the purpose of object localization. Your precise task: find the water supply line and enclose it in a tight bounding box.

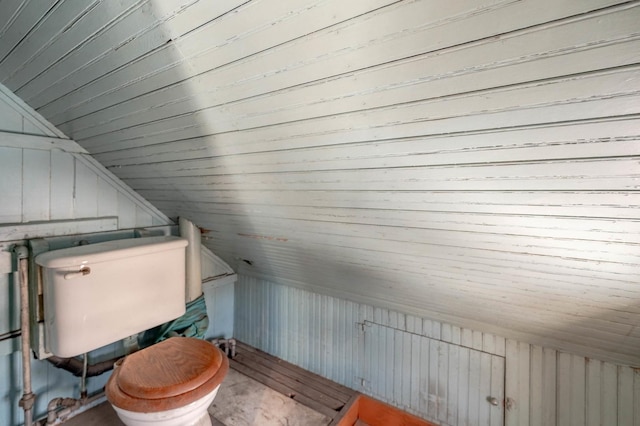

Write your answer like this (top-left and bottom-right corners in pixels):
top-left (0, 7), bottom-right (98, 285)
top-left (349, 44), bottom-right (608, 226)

top-left (210, 338), bottom-right (237, 358)
top-left (44, 398), bottom-right (79, 425)
top-left (45, 355), bottom-right (116, 378)
top-left (15, 245), bottom-right (35, 426)
top-left (179, 217), bottom-right (203, 303)
top-left (80, 353), bottom-right (88, 399)
top-left (39, 392), bottom-right (104, 426)
top-left (39, 351), bottom-right (97, 425)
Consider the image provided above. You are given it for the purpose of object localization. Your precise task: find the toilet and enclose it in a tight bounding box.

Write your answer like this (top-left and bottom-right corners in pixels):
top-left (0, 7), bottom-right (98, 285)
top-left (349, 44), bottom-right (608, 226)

top-left (35, 236), bottom-right (229, 426)
top-left (106, 337), bottom-right (229, 426)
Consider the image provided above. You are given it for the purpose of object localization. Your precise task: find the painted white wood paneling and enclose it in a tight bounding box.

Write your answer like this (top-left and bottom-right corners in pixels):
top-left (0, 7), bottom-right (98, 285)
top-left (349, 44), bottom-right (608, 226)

top-left (0, 218), bottom-right (118, 242)
top-left (505, 340), bottom-right (640, 426)
top-left (0, 83), bottom-right (172, 426)
top-left (364, 322), bottom-right (505, 426)
top-left (238, 274), bottom-right (640, 426)
top-left (1, 0), bottom-right (639, 367)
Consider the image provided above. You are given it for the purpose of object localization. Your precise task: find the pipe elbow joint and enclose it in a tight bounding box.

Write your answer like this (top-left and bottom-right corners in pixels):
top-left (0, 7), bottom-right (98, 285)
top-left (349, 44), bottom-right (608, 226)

top-left (13, 244), bottom-right (29, 260)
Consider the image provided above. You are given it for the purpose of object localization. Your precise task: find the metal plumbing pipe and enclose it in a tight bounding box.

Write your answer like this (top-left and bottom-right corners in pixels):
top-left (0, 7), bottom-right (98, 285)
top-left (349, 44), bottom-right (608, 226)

top-left (15, 245), bottom-right (35, 426)
top-left (45, 398), bottom-right (79, 425)
top-left (46, 355), bottom-right (117, 377)
top-left (80, 353), bottom-right (88, 399)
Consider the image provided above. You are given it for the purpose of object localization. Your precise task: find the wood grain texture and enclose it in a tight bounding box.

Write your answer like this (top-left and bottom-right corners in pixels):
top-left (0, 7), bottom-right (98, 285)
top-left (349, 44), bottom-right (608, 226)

top-left (106, 338), bottom-right (229, 413)
top-left (116, 337), bottom-right (225, 398)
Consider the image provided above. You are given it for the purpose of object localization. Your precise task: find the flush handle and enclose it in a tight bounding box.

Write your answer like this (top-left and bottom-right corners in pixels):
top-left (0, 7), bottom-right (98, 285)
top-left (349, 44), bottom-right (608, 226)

top-left (64, 266), bottom-right (91, 280)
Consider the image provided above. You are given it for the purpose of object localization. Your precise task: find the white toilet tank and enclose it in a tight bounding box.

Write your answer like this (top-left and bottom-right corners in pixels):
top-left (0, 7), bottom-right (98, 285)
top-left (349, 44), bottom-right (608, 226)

top-left (35, 236), bottom-right (188, 358)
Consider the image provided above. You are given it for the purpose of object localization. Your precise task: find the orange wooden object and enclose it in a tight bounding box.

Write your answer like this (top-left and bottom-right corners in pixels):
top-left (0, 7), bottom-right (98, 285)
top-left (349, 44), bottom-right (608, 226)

top-left (106, 337), bottom-right (229, 412)
top-left (335, 394), bottom-right (439, 426)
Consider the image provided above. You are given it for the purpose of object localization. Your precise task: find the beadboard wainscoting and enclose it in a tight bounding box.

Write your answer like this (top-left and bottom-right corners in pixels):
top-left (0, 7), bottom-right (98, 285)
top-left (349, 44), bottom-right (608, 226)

top-left (235, 274), bottom-right (640, 426)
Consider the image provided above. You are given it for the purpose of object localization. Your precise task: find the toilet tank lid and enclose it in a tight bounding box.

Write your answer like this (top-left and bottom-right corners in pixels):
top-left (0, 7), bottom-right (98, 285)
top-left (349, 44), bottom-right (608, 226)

top-left (35, 236), bottom-right (188, 268)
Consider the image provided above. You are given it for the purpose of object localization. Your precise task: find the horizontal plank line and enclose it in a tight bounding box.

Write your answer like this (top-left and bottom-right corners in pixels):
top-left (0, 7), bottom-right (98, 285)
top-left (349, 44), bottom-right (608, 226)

top-left (110, 152), bottom-right (640, 177)
top-left (122, 155), bottom-right (640, 175)
top-left (13, 0), bottom-right (149, 93)
top-left (150, 202), bottom-right (640, 221)
top-left (62, 27), bottom-right (640, 137)
top-left (0, 1), bottom-right (58, 64)
top-left (94, 114), bottom-right (640, 158)
top-left (43, 0), bottom-right (402, 119)
top-left (149, 206), bottom-right (640, 241)
top-left (54, 1), bottom-right (638, 129)
top-left (75, 63), bottom-right (640, 143)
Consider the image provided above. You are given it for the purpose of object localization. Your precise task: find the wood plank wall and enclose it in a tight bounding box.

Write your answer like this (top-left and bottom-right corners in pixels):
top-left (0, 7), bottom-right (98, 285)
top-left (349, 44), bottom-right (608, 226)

top-left (0, 85), bottom-right (173, 426)
top-left (236, 274), bottom-right (640, 426)
top-left (1, 0), bottom-right (639, 365)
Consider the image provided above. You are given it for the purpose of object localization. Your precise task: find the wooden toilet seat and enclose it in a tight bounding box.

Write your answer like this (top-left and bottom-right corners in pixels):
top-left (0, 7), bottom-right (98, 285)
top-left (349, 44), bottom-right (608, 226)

top-left (106, 337), bottom-right (229, 412)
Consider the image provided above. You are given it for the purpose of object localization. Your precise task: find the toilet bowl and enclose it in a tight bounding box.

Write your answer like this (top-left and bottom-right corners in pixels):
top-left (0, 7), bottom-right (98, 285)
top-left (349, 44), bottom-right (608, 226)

top-left (106, 337), bottom-right (229, 426)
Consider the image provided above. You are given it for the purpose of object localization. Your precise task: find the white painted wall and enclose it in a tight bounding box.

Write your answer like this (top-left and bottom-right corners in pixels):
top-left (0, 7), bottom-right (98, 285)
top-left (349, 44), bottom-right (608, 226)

top-left (1, 1), bottom-right (639, 422)
top-left (2, 0), bottom-right (637, 366)
top-left (0, 82), bottom-right (237, 425)
top-left (235, 273), bottom-right (640, 426)
top-left (201, 246), bottom-right (236, 340)
top-left (506, 341), bottom-right (640, 426)
top-left (0, 84), bottom-right (172, 425)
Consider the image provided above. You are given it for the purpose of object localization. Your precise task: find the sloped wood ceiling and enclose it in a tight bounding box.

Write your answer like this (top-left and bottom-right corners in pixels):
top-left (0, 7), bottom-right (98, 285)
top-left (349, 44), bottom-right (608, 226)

top-left (1, 0), bottom-right (639, 364)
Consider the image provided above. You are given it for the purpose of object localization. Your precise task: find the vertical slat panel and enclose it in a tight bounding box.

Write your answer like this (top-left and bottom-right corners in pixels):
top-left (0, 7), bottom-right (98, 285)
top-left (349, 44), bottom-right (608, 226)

top-left (618, 366), bottom-right (634, 426)
top-left (586, 360), bottom-right (603, 426)
top-left (21, 149), bottom-right (50, 222)
top-left (50, 150), bottom-right (74, 220)
top-left (0, 147), bottom-right (22, 222)
top-left (116, 192), bottom-right (135, 228)
top-left (73, 159), bottom-right (97, 218)
top-left (457, 346), bottom-right (470, 426)
top-left (410, 332), bottom-right (421, 412)
top-left (541, 347), bottom-right (557, 425)
top-left (419, 335), bottom-right (430, 417)
top-left (234, 275), bottom-right (640, 426)
top-left (429, 337), bottom-right (440, 416)
top-left (634, 368), bottom-right (640, 426)
top-left (448, 343), bottom-right (460, 425)
top-left (401, 329), bottom-right (412, 408)
top-left (490, 354), bottom-right (505, 426)
top-left (235, 275), bottom-right (513, 425)
top-left (556, 352), bottom-right (573, 425)
top-left (437, 340), bottom-right (449, 424)
top-left (505, 340), bottom-right (530, 426)
top-left (468, 348), bottom-right (482, 425)
top-left (290, 286), bottom-right (299, 367)
top-left (478, 352), bottom-right (492, 426)
top-left (570, 354), bottom-right (586, 426)
top-left (530, 345), bottom-right (544, 426)
top-left (393, 327), bottom-right (402, 404)
top-left (385, 322), bottom-right (395, 401)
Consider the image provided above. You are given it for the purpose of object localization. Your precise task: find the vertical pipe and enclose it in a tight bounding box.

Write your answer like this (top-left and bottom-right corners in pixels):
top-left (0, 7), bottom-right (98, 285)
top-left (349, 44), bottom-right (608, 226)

top-left (80, 353), bottom-right (88, 399)
top-left (179, 217), bottom-right (202, 303)
top-left (15, 246), bottom-right (35, 426)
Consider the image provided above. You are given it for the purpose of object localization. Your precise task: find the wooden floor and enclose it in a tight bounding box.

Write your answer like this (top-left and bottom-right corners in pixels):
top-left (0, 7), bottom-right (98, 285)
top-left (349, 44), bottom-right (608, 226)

top-left (230, 341), bottom-right (359, 423)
